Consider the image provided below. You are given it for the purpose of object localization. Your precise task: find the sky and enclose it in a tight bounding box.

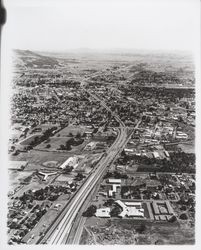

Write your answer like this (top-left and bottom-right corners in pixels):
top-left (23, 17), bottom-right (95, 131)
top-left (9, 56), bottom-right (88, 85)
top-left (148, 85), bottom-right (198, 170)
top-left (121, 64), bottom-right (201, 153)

top-left (3, 0), bottom-right (200, 52)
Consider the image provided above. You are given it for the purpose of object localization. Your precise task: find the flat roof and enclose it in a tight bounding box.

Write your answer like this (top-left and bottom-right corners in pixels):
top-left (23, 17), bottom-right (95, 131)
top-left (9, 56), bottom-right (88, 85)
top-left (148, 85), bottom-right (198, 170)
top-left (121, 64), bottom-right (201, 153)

top-left (9, 161), bottom-right (28, 169)
top-left (108, 179), bottom-right (121, 183)
top-left (125, 202), bottom-right (142, 207)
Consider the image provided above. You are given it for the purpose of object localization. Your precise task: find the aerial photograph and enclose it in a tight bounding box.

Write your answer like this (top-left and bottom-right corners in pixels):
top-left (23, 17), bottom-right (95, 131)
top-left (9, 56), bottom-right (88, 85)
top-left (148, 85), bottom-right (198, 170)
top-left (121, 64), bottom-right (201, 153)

top-left (2, 0), bottom-right (199, 246)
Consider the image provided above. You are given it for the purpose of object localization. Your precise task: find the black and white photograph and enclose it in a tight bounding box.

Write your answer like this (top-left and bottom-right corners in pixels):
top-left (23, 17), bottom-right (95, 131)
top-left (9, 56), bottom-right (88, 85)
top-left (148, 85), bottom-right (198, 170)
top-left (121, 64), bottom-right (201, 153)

top-left (0, 0), bottom-right (200, 247)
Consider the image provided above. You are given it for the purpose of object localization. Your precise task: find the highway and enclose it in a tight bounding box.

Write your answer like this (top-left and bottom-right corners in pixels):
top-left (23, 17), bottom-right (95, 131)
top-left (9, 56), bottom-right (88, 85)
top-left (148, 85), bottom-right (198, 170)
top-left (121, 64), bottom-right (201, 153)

top-left (38, 87), bottom-right (130, 245)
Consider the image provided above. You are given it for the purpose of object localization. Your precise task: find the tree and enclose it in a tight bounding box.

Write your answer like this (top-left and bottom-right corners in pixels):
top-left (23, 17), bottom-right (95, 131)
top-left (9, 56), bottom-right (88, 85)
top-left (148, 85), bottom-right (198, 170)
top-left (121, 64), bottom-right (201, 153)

top-left (168, 215), bottom-right (177, 223)
top-left (180, 205), bottom-right (187, 211)
top-left (179, 213), bottom-right (188, 220)
top-left (59, 144), bottom-right (65, 150)
top-left (69, 132), bottom-right (73, 137)
top-left (104, 199), bottom-right (114, 207)
top-left (136, 223), bottom-right (146, 234)
top-left (65, 142), bottom-right (72, 151)
top-left (82, 205), bottom-right (97, 217)
top-left (75, 132), bottom-right (81, 139)
top-left (110, 206), bottom-right (122, 217)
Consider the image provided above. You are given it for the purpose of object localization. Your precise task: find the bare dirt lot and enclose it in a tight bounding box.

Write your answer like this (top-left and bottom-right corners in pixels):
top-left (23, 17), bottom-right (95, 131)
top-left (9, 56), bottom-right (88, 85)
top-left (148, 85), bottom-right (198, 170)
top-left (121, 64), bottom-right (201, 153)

top-left (81, 218), bottom-right (194, 245)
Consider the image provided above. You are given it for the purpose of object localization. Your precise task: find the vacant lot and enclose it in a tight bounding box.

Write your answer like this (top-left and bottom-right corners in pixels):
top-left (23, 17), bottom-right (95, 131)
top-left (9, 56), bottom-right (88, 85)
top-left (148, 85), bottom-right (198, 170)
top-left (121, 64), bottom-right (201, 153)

top-left (81, 217), bottom-right (194, 245)
top-left (8, 170), bottom-right (34, 190)
top-left (178, 142), bottom-right (195, 154)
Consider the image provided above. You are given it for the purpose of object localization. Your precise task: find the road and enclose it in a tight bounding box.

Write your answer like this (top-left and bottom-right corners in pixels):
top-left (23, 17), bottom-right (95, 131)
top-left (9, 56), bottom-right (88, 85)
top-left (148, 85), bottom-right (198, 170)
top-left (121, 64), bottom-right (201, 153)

top-left (37, 87), bottom-right (132, 245)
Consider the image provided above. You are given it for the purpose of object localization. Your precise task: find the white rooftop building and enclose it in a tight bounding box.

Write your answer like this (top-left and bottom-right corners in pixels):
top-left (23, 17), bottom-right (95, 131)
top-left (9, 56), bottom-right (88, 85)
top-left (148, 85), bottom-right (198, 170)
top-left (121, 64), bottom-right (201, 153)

top-left (59, 156), bottom-right (79, 169)
top-left (95, 207), bottom-right (111, 218)
top-left (107, 179), bottom-right (121, 184)
top-left (115, 200), bottom-right (144, 218)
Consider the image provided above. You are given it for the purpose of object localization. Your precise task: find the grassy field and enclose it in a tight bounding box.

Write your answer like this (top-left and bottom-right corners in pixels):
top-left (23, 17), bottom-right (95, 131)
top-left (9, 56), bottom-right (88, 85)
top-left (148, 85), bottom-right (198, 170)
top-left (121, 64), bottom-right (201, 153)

top-left (53, 126), bottom-right (86, 137)
top-left (10, 150), bottom-right (71, 170)
top-left (35, 137), bottom-right (71, 151)
top-left (19, 134), bottom-right (42, 145)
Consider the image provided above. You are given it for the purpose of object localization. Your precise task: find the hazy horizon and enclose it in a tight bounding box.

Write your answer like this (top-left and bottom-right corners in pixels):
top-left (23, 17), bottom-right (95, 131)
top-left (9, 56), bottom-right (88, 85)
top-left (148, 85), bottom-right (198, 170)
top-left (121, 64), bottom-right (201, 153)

top-left (4, 0), bottom-right (199, 53)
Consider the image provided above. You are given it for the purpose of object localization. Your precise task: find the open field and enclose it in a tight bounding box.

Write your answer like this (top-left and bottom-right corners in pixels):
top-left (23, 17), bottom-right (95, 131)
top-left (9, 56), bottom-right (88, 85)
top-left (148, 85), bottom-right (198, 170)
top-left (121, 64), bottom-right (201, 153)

top-left (53, 126), bottom-right (87, 138)
top-left (9, 151), bottom-right (71, 170)
top-left (81, 217), bottom-right (194, 245)
top-left (8, 170), bottom-right (34, 191)
top-left (35, 137), bottom-right (71, 151)
top-left (178, 143), bottom-right (195, 154)
top-left (19, 134), bottom-right (42, 145)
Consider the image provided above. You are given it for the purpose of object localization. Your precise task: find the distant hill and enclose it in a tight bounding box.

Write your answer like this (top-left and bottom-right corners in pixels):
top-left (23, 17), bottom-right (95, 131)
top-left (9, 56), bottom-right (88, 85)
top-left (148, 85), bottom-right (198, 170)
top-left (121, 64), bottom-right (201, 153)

top-left (13, 49), bottom-right (60, 69)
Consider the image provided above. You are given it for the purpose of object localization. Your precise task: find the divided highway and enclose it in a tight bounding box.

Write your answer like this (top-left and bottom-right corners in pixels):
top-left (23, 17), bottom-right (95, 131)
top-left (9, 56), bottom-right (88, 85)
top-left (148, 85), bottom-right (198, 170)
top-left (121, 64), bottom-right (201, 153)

top-left (38, 88), bottom-right (130, 244)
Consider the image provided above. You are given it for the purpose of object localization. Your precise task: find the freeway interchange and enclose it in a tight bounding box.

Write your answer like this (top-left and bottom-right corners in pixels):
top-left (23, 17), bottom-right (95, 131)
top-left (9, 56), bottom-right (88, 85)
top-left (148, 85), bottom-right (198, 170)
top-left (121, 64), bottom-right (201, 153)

top-left (38, 88), bottom-right (135, 245)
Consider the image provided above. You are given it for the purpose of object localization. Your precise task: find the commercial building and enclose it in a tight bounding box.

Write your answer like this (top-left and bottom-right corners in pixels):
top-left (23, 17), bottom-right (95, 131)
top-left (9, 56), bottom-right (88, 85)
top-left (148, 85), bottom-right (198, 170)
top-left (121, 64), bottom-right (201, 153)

top-left (115, 200), bottom-right (144, 218)
top-left (107, 179), bottom-right (121, 184)
top-left (95, 207), bottom-right (111, 218)
top-left (152, 201), bottom-right (174, 220)
top-left (59, 156), bottom-right (79, 169)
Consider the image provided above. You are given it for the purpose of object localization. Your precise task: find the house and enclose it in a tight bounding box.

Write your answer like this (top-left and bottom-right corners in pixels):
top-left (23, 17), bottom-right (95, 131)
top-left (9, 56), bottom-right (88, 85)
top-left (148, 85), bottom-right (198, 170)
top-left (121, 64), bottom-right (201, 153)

top-left (108, 184), bottom-right (121, 197)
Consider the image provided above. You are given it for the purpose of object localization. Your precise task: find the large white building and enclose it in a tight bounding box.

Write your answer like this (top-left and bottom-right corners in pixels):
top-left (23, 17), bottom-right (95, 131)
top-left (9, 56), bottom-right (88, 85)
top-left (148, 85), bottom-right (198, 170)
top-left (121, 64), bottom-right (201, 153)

top-left (59, 156), bottom-right (79, 169)
top-left (115, 200), bottom-right (144, 218)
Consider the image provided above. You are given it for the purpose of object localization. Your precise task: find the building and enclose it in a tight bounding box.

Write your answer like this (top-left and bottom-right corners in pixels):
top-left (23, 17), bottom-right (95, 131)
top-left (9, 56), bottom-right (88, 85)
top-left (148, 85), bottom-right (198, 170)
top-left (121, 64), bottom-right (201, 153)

top-left (125, 202), bottom-right (142, 209)
top-left (107, 179), bottom-right (121, 184)
top-left (59, 156), bottom-right (79, 169)
top-left (38, 171), bottom-right (57, 181)
top-left (126, 207), bottom-right (144, 218)
top-left (164, 151), bottom-right (170, 158)
top-left (95, 208), bottom-right (111, 218)
top-left (84, 142), bottom-right (96, 150)
top-left (108, 184), bottom-right (121, 197)
top-left (152, 151), bottom-right (160, 159)
top-left (115, 200), bottom-right (144, 218)
top-left (9, 161), bottom-right (28, 171)
top-left (152, 201), bottom-right (174, 219)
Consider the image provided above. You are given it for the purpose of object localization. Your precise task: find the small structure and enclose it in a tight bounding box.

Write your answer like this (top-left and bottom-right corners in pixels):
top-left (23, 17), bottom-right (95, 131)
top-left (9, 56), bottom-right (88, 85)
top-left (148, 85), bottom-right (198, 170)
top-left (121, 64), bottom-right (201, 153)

top-left (9, 161), bottom-right (28, 171)
top-left (84, 142), bottom-right (96, 150)
top-left (38, 171), bottom-right (57, 181)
